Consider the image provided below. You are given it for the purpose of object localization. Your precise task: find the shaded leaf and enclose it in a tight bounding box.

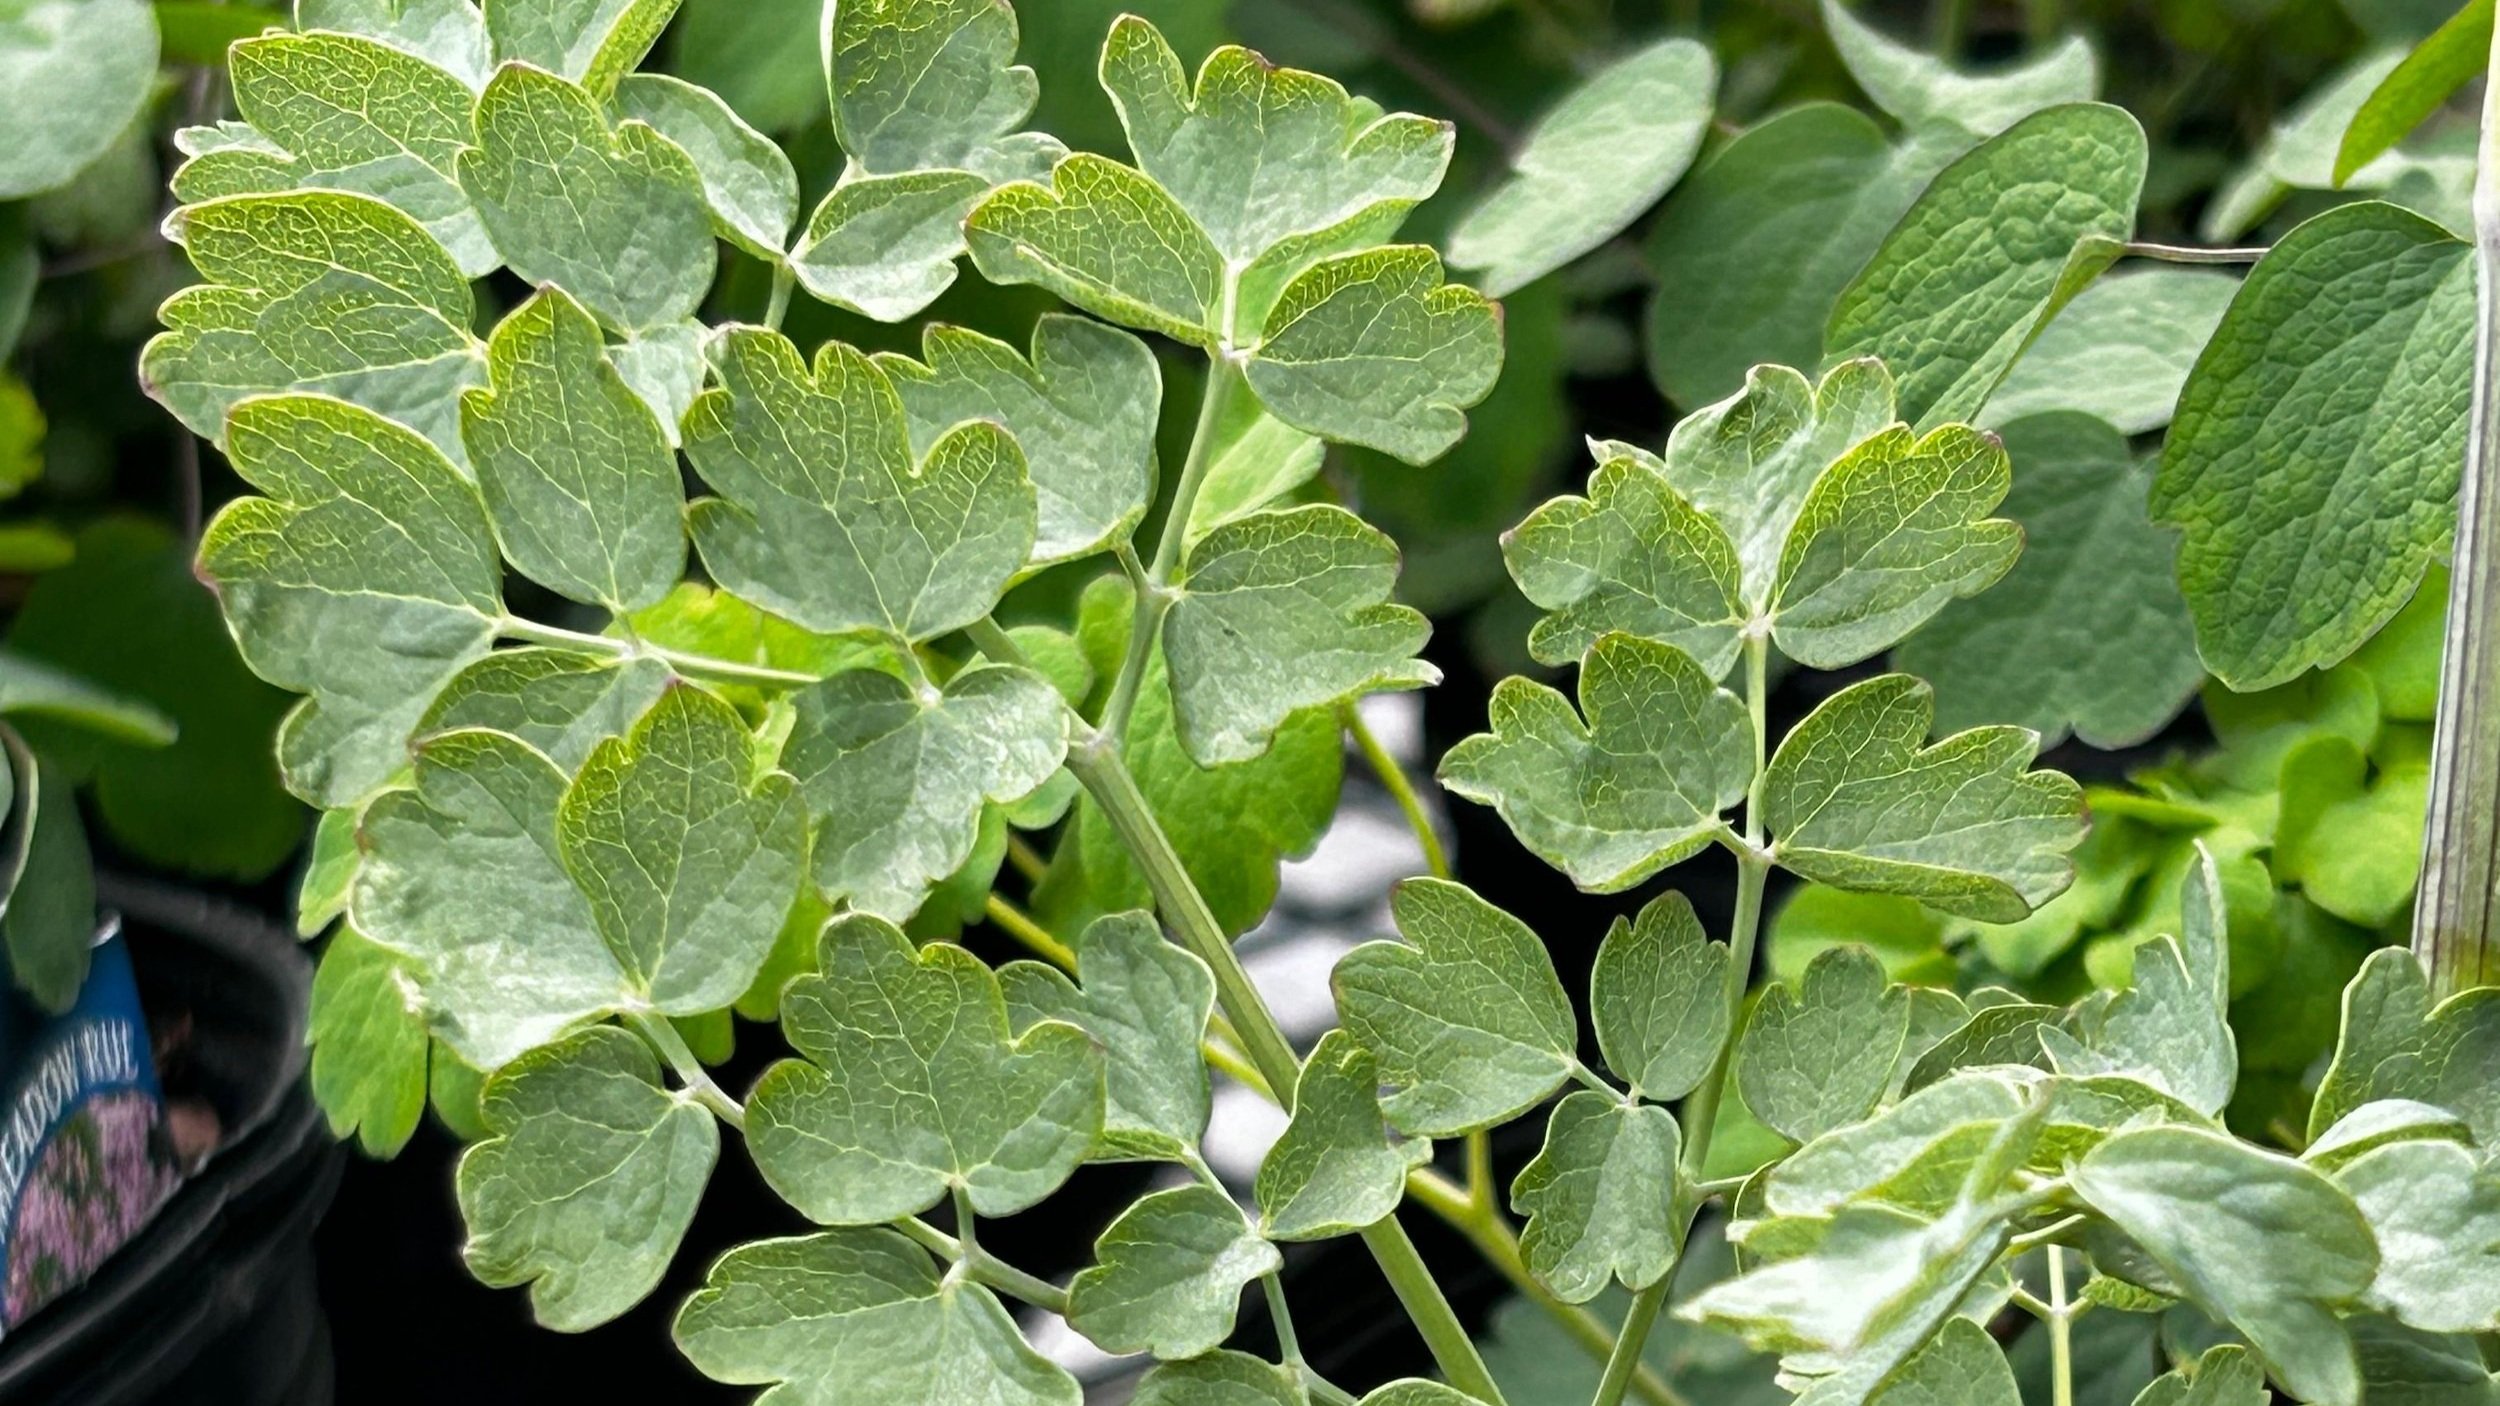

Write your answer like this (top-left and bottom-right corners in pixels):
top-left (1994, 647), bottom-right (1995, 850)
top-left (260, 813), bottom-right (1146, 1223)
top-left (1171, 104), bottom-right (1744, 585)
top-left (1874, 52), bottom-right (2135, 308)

top-left (308, 925), bottom-right (430, 1157)
top-left (613, 72), bottom-right (798, 257)
top-left (1981, 271), bottom-right (2238, 435)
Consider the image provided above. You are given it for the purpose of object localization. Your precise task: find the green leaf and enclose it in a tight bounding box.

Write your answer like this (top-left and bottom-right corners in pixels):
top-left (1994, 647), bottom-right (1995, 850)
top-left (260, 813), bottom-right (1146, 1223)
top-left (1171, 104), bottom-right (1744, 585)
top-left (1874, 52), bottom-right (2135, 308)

top-left (299, 805), bottom-right (362, 936)
top-left (0, 0), bottom-right (158, 200)
top-left (1332, 878), bottom-right (1577, 1137)
top-left (556, 684), bottom-right (806, 1011)
top-left (2042, 844), bottom-right (2235, 1116)
top-left (0, 740), bottom-right (94, 1012)
top-left (823, 0), bottom-right (1061, 181)
top-left (1439, 633), bottom-right (1751, 892)
top-left (2313, 948), bottom-right (2500, 1145)
top-left (2350, 1321), bottom-right (2500, 1406)
top-left (627, 582), bottom-right (897, 706)
top-left (1767, 424), bottom-right (2021, 667)
top-left (2302, 1098), bottom-right (2472, 1171)
top-left (4, 519), bottom-right (302, 880)
top-left (1770, 886), bottom-right (1953, 988)
top-left (1241, 246), bottom-right (1504, 465)
top-left (878, 316), bottom-right (1159, 567)
top-left (1867, 1317), bottom-right (2021, 1406)
top-left (420, 647), bottom-right (673, 775)
top-left (1611, 359), bottom-right (1898, 615)
top-left (1821, 0), bottom-right (2097, 141)
top-left (1512, 1091), bottom-right (1684, 1303)
top-left (429, 1039), bottom-right (491, 1141)
top-left (0, 651), bottom-right (177, 748)
top-left (685, 328), bottom-right (1033, 640)
top-left (999, 911), bottom-right (1215, 1162)
top-left (1100, 15), bottom-right (1450, 276)
top-left (2273, 734), bottom-right (2429, 927)
top-left (2152, 201), bottom-right (2473, 690)
top-left (1358, 1385), bottom-right (1479, 1406)
top-left (1503, 452), bottom-right (1746, 676)
top-left (217, 31), bottom-right (494, 274)
top-left (2131, 1345), bottom-right (2270, 1406)
top-left (747, 914), bottom-right (1102, 1223)
top-left (146, 192), bottom-right (485, 460)
top-left (1134, 1352), bottom-right (1307, 1406)
top-left (2336, 0), bottom-right (2493, 184)
top-left (1165, 505), bottom-right (1434, 765)
top-left (1642, 104), bottom-right (1925, 411)
top-left (2333, 1137), bottom-right (2500, 1333)
top-left (458, 62), bottom-right (716, 331)
top-left (1828, 104), bottom-right (2145, 428)
top-left (1446, 38), bottom-right (1715, 297)
top-left (308, 925), bottom-right (430, 1157)
top-left (1981, 271), bottom-right (2238, 435)
top-left (790, 168), bottom-right (995, 322)
top-left (2203, 55), bottom-right (2411, 243)
top-left (200, 395), bottom-right (501, 807)
top-left (1767, 1071), bottom-right (2024, 1218)
top-left (1591, 891), bottom-right (1731, 1101)
top-left (1187, 392), bottom-right (1326, 545)
top-left (2070, 1126), bottom-right (2378, 1406)
top-left (1054, 583), bottom-right (1343, 937)
top-left (1066, 1183), bottom-right (1280, 1359)
top-left (1255, 1029), bottom-right (1427, 1241)
top-left (297, 0), bottom-right (489, 87)
top-left (783, 663), bottom-right (1066, 921)
top-left (966, 154), bottom-right (1227, 346)
top-left (461, 287), bottom-right (684, 611)
top-left (674, 1229), bottom-right (1078, 1406)
top-left (1895, 413), bottom-right (2201, 748)
top-left (1735, 945), bottom-right (1912, 1144)
top-left (484, 0), bottom-right (677, 98)
top-left (457, 1024), bottom-right (717, 1330)
top-left (1763, 675), bottom-right (2083, 921)
top-left (612, 318), bottom-right (707, 443)
top-left (612, 72), bottom-right (799, 257)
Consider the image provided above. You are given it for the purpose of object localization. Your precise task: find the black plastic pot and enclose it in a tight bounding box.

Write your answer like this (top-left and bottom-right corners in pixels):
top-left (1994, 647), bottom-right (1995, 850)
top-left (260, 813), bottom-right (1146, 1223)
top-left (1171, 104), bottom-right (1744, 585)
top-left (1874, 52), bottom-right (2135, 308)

top-left (0, 876), bottom-right (339, 1406)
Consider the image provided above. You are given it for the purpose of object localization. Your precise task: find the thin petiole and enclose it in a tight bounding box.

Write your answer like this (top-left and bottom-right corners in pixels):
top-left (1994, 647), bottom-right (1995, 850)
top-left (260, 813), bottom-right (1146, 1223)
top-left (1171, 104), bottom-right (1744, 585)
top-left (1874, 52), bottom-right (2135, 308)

top-left (2120, 240), bottom-right (2268, 264)
top-left (1098, 360), bottom-right (1242, 742)
top-left (1344, 699), bottom-right (1452, 881)
top-left (495, 615), bottom-right (820, 688)
top-left (899, 1209), bottom-right (1072, 1315)
top-left (628, 1010), bottom-right (745, 1131)
top-left (983, 893), bottom-right (1077, 970)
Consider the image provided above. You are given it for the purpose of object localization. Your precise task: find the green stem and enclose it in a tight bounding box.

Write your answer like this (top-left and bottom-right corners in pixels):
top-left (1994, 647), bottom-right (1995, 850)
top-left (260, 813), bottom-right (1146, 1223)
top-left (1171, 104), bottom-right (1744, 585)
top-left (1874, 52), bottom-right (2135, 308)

top-left (1590, 1280), bottom-right (1671, 1406)
top-left (628, 1010), bottom-right (745, 1130)
top-left (496, 616), bottom-right (819, 689)
top-left (2414, 10), bottom-right (2500, 996)
top-left (897, 1215), bottom-right (1072, 1315)
top-left (1466, 1126), bottom-right (1496, 1217)
top-left (2120, 240), bottom-right (2268, 265)
top-left (1367, 1213), bottom-right (1508, 1406)
top-left (2048, 1245), bottom-right (2075, 1406)
top-left (763, 260), bottom-right (794, 330)
top-left (1345, 699), bottom-right (1452, 881)
top-left (1099, 360), bottom-right (1241, 742)
top-left (983, 893), bottom-right (1077, 969)
top-left (964, 616), bottom-right (1032, 670)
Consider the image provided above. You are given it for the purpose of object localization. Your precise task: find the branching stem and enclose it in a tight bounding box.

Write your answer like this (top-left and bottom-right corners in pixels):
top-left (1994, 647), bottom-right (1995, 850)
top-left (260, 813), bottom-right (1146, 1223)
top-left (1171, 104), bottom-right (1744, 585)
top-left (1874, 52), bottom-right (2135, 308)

top-left (1345, 699), bottom-right (1452, 882)
top-left (495, 616), bottom-right (820, 688)
top-left (628, 1010), bottom-right (745, 1131)
top-left (1099, 360), bottom-right (1241, 741)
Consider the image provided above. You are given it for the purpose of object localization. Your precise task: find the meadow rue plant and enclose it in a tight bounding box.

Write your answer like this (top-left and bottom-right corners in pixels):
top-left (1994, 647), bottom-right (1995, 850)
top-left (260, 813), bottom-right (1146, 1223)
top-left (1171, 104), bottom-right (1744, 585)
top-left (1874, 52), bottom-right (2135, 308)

top-left (133, 1), bottom-right (2500, 1404)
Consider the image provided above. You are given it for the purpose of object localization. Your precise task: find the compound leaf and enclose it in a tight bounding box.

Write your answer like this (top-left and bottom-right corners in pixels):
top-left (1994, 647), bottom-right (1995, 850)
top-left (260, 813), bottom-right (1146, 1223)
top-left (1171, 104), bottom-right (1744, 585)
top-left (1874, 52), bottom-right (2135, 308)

top-left (1332, 878), bottom-right (1576, 1137)
top-left (457, 1024), bottom-right (717, 1330)
top-left (458, 62), bottom-right (715, 331)
top-left (1895, 413), bottom-right (2202, 748)
top-left (965, 154), bottom-right (1227, 347)
top-left (1736, 945), bottom-right (1912, 1144)
top-left (1503, 452), bottom-right (1746, 675)
top-left (1512, 1091), bottom-right (1684, 1303)
top-left (674, 1229), bottom-right (1078, 1406)
top-left (1000, 912), bottom-right (1214, 1162)
top-left (1768, 423), bottom-right (2021, 668)
top-left (461, 286), bottom-right (685, 612)
top-left (146, 191), bottom-right (483, 460)
top-left (1439, 633), bottom-right (1751, 892)
top-left (555, 684), bottom-right (805, 1012)
top-left (1828, 103), bottom-right (2145, 428)
top-left (1241, 246), bottom-right (1503, 465)
top-left (200, 395), bottom-right (500, 807)
top-left (1591, 891), bottom-right (1731, 1101)
top-left (1762, 674), bottom-right (2084, 922)
top-left (1447, 38), bottom-right (1716, 297)
top-left (783, 663), bottom-right (1066, 921)
top-left (1256, 1029), bottom-right (1427, 1241)
top-left (2152, 201), bottom-right (2473, 690)
top-left (747, 914), bottom-right (1102, 1223)
top-left (684, 328), bottom-right (1034, 641)
top-left (879, 316), bottom-right (1159, 567)
top-left (1165, 504), bottom-right (1435, 766)
top-left (2071, 1126), bottom-right (2377, 1406)
top-left (1066, 1184), bottom-right (1280, 1359)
